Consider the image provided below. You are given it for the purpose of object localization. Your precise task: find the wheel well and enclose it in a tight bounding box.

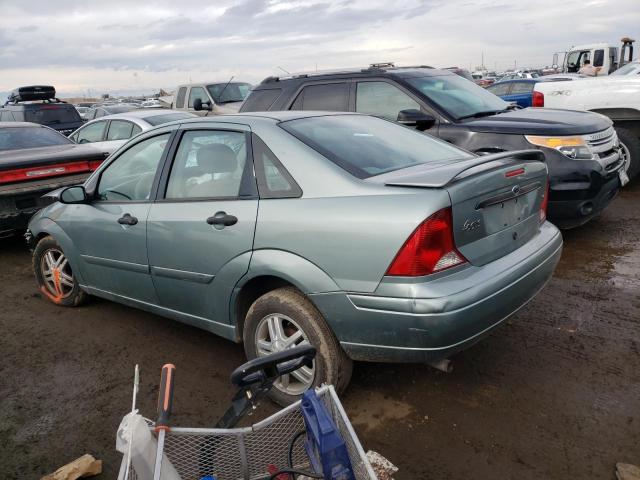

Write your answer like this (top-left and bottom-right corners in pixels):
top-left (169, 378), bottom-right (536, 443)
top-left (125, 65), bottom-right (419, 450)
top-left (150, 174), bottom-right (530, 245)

top-left (235, 276), bottom-right (297, 340)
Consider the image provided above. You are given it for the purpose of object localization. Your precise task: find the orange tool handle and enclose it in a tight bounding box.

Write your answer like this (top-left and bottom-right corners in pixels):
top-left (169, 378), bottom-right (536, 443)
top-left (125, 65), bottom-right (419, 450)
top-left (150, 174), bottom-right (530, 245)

top-left (156, 363), bottom-right (176, 432)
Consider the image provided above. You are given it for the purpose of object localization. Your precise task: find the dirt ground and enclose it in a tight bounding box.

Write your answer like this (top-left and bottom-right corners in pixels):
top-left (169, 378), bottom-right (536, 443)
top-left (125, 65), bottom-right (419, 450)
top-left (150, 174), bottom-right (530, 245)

top-left (1, 183), bottom-right (639, 480)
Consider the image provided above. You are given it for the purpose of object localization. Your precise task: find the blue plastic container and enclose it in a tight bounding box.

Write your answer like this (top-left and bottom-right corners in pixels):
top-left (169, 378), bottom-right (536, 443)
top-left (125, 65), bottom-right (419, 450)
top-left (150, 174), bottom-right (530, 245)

top-left (301, 389), bottom-right (356, 480)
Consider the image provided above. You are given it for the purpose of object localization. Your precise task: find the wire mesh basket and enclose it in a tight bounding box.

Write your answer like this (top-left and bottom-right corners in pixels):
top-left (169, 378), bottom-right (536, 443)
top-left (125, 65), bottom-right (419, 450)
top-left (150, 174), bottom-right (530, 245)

top-left (119, 385), bottom-right (377, 480)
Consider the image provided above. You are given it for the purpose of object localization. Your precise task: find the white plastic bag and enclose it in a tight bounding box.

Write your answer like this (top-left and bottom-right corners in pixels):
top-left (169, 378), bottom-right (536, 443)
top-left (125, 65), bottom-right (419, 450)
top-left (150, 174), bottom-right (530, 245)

top-left (116, 412), bottom-right (181, 480)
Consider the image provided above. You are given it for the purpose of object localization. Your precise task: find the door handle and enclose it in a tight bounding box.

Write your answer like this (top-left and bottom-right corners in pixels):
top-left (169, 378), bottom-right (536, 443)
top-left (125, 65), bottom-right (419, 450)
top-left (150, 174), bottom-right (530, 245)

top-left (117, 213), bottom-right (138, 226)
top-left (206, 211), bottom-right (238, 229)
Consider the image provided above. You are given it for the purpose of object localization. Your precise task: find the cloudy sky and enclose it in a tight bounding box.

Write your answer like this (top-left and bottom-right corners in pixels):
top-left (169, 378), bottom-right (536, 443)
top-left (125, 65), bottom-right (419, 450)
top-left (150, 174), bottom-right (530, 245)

top-left (1, 0), bottom-right (638, 97)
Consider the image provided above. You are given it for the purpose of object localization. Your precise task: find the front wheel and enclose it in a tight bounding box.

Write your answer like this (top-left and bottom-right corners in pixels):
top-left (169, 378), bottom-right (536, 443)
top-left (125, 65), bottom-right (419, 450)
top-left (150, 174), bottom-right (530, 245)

top-left (243, 287), bottom-right (353, 406)
top-left (615, 126), bottom-right (640, 181)
top-left (33, 235), bottom-right (87, 307)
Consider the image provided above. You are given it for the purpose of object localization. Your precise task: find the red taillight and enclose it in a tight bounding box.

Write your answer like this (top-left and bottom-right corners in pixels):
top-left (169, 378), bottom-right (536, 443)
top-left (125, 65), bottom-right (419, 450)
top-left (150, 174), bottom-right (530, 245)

top-left (532, 91), bottom-right (544, 107)
top-left (386, 207), bottom-right (467, 277)
top-left (540, 179), bottom-right (550, 223)
top-left (0, 159), bottom-right (103, 185)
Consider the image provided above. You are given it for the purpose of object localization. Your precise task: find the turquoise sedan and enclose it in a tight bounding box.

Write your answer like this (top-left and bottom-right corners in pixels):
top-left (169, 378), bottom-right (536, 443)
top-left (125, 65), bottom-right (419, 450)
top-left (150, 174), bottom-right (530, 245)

top-left (27, 112), bottom-right (562, 404)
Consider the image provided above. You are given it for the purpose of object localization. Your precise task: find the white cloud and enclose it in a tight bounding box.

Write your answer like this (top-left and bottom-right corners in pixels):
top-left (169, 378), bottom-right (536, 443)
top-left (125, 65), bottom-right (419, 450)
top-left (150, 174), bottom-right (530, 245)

top-left (0, 0), bottom-right (638, 96)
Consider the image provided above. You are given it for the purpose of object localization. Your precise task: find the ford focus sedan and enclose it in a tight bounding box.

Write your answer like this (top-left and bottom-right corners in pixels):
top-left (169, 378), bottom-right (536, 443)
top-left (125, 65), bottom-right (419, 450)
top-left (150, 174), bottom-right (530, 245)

top-left (27, 112), bottom-right (562, 405)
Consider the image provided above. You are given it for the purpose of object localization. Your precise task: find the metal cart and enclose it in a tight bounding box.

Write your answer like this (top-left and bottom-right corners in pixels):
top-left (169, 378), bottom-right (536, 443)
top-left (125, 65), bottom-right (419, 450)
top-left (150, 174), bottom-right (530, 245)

top-left (118, 346), bottom-right (377, 480)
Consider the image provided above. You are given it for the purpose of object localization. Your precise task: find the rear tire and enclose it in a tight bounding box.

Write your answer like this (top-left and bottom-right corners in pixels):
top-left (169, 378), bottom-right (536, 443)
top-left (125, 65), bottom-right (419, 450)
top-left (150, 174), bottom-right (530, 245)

top-left (615, 126), bottom-right (640, 180)
top-left (243, 287), bottom-right (353, 406)
top-left (33, 235), bottom-right (87, 307)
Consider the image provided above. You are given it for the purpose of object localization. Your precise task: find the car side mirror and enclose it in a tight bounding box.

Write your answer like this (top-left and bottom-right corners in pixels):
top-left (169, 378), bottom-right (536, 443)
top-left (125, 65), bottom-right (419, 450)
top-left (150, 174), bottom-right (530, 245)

top-left (193, 98), bottom-right (212, 111)
top-left (397, 109), bottom-right (436, 131)
top-left (60, 185), bottom-right (89, 204)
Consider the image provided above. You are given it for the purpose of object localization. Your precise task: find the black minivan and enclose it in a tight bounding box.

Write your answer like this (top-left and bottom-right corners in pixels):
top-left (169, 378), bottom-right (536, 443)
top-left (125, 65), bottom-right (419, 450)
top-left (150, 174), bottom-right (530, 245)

top-left (1, 86), bottom-right (84, 136)
top-left (240, 64), bottom-right (626, 228)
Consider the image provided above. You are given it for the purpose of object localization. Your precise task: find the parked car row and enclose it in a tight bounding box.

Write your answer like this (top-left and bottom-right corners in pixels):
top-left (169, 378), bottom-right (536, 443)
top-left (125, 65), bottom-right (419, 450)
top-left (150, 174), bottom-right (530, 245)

top-left (1, 62), bottom-right (634, 405)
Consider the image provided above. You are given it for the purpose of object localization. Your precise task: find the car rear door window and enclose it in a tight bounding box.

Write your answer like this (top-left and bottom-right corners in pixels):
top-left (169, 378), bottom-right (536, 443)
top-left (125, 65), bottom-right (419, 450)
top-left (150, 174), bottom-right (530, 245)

top-left (240, 88), bottom-right (282, 111)
top-left (188, 87), bottom-right (209, 108)
top-left (165, 130), bottom-right (251, 199)
top-left (97, 133), bottom-right (170, 201)
top-left (510, 82), bottom-right (534, 94)
top-left (75, 121), bottom-right (107, 143)
top-left (356, 81), bottom-right (421, 121)
top-left (106, 120), bottom-right (135, 140)
top-left (487, 82), bottom-right (511, 96)
top-left (175, 87), bottom-right (187, 108)
top-left (290, 83), bottom-right (349, 111)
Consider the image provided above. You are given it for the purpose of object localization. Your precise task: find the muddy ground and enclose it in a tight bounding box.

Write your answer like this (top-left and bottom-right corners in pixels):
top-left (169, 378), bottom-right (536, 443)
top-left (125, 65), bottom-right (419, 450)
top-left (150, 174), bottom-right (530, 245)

top-left (1, 183), bottom-right (639, 480)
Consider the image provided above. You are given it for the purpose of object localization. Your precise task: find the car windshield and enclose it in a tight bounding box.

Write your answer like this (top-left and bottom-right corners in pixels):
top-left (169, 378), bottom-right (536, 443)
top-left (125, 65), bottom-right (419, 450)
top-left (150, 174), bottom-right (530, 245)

top-left (0, 127), bottom-right (71, 151)
top-left (406, 74), bottom-right (509, 120)
top-left (281, 114), bottom-right (472, 179)
top-left (612, 62), bottom-right (640, 75)
top-left (144, 112), bottom-right (195, 126)
top-left (207, 82), bottom-right (252, 104)
top-left (24, 106), bottom-right (82, 124)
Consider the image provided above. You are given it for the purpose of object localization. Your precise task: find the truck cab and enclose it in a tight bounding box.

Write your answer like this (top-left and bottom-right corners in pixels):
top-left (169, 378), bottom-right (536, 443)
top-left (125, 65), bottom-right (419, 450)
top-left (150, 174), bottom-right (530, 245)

top-left (561, 38), bottom-right (635, 76)
top-left (172, 81), bottom-right (252, 116)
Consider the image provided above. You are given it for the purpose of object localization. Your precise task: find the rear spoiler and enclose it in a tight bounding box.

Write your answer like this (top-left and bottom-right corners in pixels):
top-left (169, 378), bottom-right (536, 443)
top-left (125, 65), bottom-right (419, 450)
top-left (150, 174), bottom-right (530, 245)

top-left (383, 150), bottom-right (545, 188)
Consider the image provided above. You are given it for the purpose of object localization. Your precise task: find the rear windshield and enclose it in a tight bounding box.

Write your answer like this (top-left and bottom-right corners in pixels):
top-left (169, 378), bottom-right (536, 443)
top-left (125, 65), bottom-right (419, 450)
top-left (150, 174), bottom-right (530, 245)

top-left (280, 115), bottom-right (471, 179)
top-left (145, 112), bottom-right (195, 126)
top-left (240, 89), bottom-right (282, 112)
top-left (24, 105), bottom-right (82, 124)
top-left (0, 127), bottom-right (71, 151)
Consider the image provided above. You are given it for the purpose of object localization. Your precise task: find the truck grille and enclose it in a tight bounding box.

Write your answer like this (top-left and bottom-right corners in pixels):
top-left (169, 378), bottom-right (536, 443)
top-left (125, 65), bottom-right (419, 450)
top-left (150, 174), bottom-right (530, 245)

top-left (584, 127), bottom-right (617, 154)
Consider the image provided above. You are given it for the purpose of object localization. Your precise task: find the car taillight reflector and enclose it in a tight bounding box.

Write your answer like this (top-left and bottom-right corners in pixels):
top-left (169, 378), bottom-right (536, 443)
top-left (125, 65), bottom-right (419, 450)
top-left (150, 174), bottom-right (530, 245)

top-left (532, 91), bottom-right (544, 107)
top-left (0, 160), bottom-right (103, 185)
top-left (386, 207), bottom-right (467, 277)
top-left (540, 179), bottom-right (550, 223)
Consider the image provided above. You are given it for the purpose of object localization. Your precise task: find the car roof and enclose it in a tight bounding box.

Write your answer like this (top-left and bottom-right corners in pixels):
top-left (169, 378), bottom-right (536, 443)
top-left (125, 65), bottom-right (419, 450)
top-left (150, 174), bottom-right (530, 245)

top-left (173, 110), bottom-right (364, 126)
top-left (83, 109), bottom-right (194, 124)
top-left (177, 81), bottom-right (251, 88)
top-left (0, 121), bottom-right (43, 128)
top-left (255, 65), bottom-right (453, 87)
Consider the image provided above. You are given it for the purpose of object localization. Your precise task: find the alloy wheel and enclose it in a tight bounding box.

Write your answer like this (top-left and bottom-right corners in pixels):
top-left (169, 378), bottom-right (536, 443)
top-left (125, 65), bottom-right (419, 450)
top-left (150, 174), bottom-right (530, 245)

top-left (254, 313), bottom-right (315, 396)
top-left (40, 248), bottom-right (74, 299)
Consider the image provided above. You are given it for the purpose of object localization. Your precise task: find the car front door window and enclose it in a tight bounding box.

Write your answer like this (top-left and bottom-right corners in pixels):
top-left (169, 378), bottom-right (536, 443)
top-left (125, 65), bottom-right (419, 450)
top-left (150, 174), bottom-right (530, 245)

top-left (356, 81), bottom-right (421, 121)
top-left (97, 133), bottom-right (170, 201)
top-left (74, 121), bottom-right (107, 144)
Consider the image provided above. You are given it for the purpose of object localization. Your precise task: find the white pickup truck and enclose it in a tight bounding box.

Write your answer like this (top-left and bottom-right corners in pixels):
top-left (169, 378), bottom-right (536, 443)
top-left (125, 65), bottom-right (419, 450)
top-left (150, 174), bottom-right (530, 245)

top-left (533, 77), bottom-right (640, 180)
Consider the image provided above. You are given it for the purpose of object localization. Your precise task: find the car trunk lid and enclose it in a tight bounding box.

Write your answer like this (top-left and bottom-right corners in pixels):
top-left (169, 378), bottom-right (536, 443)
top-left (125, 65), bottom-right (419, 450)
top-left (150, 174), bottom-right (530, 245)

top-left (381, 150), bottom-right (548, 266)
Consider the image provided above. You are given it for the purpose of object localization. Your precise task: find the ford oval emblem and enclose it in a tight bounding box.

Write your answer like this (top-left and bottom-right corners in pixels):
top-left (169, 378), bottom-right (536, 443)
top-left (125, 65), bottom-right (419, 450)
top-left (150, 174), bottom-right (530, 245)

top-left (512, 185), bottom-right (521, 195)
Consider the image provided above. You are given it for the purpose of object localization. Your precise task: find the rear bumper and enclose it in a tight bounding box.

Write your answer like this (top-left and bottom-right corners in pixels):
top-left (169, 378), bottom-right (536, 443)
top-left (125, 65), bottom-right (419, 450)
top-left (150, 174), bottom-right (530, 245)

top-left (310, 222), bottom-right (562, 363)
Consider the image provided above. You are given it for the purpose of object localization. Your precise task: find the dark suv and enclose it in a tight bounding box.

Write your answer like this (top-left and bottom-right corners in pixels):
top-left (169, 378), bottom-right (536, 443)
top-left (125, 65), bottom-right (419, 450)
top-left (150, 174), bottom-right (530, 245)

top-left (240, 64), bottom-right (626, 228)
top-left (1, 86), bottom-right (84, 136)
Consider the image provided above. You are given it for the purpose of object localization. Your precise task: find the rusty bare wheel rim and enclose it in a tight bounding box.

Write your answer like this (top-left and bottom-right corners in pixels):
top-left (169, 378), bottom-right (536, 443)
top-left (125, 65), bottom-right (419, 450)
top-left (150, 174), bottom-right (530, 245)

top-left (40, 248), bottom-right (74, 299)
top-left (255, 313), bottom-right (315, 396)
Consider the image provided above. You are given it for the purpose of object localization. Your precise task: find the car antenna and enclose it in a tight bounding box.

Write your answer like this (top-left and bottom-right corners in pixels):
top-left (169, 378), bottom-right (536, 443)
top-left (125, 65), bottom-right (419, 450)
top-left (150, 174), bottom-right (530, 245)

top-left (277, 66), bottom-right (291, 74)
top-left (216, 76), bottom-right (234, 104)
